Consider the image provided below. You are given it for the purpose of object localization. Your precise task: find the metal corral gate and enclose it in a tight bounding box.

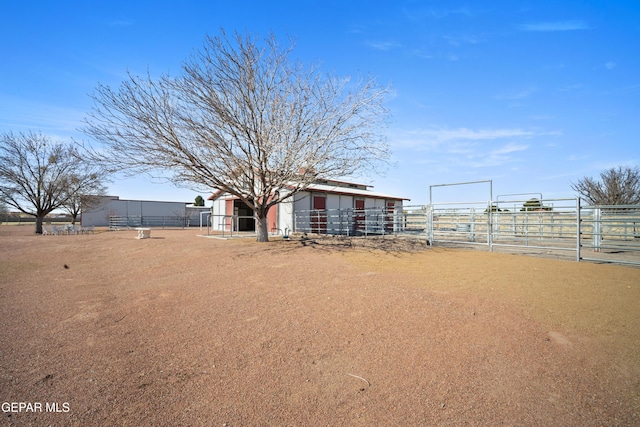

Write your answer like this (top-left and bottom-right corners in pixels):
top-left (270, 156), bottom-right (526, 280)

top-left (294, 205), bottom-right (428, 237)
top-left (109, 215), bottom-right (195, 230)
top-left (293, 200), bottom-right (640, 266)
top-left (428, 198), bottom-right (640, 266)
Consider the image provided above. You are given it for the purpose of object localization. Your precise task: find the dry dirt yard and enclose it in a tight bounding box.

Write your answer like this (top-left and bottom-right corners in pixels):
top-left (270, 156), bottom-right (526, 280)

top-left (1, 225), bottom-right (639, 426)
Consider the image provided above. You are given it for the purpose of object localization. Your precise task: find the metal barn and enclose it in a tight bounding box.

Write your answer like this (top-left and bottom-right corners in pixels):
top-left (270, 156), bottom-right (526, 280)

top-left (208, 178), bottom-right (409, 236)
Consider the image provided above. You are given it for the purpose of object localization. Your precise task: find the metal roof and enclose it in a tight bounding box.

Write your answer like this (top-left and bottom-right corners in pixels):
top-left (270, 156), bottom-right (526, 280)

top-left (208, 181), bottom-right (410, 202)
top-left (303, 183), bottom-right (410, 201)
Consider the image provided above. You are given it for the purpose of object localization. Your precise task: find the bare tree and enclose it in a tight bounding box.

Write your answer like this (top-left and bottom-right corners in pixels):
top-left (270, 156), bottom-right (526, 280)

top-left (0, 131), bottom-right (107, 234)
top-left (59, 154), bottom-right (110, 225)
top-left (82, 30), bottom-right (391, 242)
top-left (62, 191), bottom-right (108, 225)
top-left (572, 166), bottom-right (640, 206)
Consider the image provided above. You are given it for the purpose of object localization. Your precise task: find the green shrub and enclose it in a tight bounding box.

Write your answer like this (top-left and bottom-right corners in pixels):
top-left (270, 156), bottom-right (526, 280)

top-left (520, 198), bottom-right (551, 212)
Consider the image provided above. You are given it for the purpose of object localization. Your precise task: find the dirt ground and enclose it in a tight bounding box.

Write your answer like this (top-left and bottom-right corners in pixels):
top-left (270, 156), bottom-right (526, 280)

top-left (1, 225), bottom-right (639, 426)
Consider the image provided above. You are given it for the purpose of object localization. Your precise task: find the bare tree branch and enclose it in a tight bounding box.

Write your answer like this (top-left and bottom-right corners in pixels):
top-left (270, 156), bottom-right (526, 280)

top-left (571, 166), bottom-right (640, 205)
top-left (82, 30), bottom-right (391, 241)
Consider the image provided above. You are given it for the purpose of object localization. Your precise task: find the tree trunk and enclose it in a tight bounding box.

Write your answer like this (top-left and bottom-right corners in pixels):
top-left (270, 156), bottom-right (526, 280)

top-left (255, 214), bottom-right (269, 242)
top-left (35, 215), bottom-right (44, 234)
top-left (71, 213), bottom-right (78, 225)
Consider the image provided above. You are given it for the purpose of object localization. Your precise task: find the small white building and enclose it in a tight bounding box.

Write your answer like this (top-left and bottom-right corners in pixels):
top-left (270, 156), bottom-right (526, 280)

top-left (208, 178), bottom-right (409, 235)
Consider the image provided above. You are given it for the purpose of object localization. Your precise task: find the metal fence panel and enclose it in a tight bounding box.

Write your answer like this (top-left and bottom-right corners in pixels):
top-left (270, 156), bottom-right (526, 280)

top-left (491, 198), bottom-right (580, 259)
top-left (294, 205), bottom-right (427, 237)
top-left (291, 200), bottom-right (640, 266)
top-left (105, 202), bottom-right (640, 265)
top-left (578, 204), bottom-right (640, 265)
top-left (108, 215), bottom-right (196, 230)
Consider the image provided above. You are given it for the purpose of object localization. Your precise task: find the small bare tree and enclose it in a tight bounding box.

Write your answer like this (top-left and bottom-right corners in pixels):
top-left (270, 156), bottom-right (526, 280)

top-left (82, 30), bottom-right (391, 242)
top-left (572, 166), bottom-right (640, 206)
top-left (0, 131), bottom-right (107, 234)
top-left (62, 191), bottom-right (108, 225)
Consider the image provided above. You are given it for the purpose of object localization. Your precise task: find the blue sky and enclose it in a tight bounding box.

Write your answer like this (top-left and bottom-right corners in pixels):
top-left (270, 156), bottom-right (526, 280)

top-left (1, 1), bottom-right (639, 205)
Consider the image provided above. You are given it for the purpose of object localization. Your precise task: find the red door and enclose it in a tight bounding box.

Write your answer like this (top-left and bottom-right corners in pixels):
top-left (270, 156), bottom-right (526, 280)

top-left (311, 195), bottom-right (326, 234)
top-left (354, 199), bottom-right (365, 233)
top-left (385, 201), bottom-right (395, 232)
top-left (266, 204), bottom-right (277, 234)
top-left (225, 199), bottom-right (234, 231)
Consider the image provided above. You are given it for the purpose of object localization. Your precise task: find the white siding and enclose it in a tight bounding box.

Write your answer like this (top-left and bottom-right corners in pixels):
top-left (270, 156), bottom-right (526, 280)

top-left (210, 198), bottom-right (227, 231)
top-left (339, 195), bottom-right (353, 209)
top-left (293, 192), bottom-right (312, 232)
top-left (293, 192), bottom-right (312, 211)
top-left (326, 194), bottom-right (340, 210)
top-left (326, 194), bottom-right (341, 234)
top-left (277, 199), bottom-right (295, 233)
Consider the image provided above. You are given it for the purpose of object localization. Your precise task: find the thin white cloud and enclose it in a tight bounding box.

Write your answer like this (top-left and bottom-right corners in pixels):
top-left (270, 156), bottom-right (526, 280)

top-left (401, 7), bottom-right (472, 21)
top-left (495, 87), bottom-right (537, 100)
top-left (517, 20), bottom-right (590, 32)
top-left (365, 40), bottom-right (403, 51)
top-left (391, 127), bottom-right (561, 169)
top-left (409, 49), bottom-right (433, 59)
top-left (400, 127), bottom-right (538, 145)
top-left (413, 101), bottom-right (431, 109)
top-left (529, 114), bottom-right (555, 120)
top-left (543, 63), bottom-right (566, 70)
top-left (349, 24), bottom-right (366, 34)
top-left (386, 88), bottom-right (399, 101)
top-left (568, 153), bottom-right (589, 162)
top-left (428, 8), bottom-right (472, 19)
top-left (605, 61), bottom-right (616, 70)
top-left (608, 84), bottom-right (640, 94)
top-left (465, 157), bottom-right (517, 168)
top-left (0, 97), bottom-right (85, 136)
top-left (490, 143), bottom-right (529, 155)
top-left (443, 34), bottom-right (482, 47)
top-left (558, 83), bottom-right (584, 92)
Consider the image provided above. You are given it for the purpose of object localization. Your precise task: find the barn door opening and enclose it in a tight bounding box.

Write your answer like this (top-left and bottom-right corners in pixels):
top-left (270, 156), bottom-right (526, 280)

top-left (234, 199), bottom-right (255, 231)
top-left (311, 195), bottom-right (327, 234)
top-left (354, 199), bottom-right (365, 234)
top-left (385, 201), bottom-right (395, 233)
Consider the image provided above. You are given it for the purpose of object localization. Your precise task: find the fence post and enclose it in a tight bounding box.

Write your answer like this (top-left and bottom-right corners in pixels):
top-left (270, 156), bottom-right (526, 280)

top-left (487, 202), bottom-right (493, 252)
top-left (364, 211), bottom-right (368, 237)
top-left (470, 209), bottom-right (476, 243)
top-left (593, 206), bottom-right (602, 252)
top-left (427, 204), bottom-right (433, 246)
top-left (576, 198), bottom-right (581, 262)
top-left (538, 212), bottom-right (543, 241)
